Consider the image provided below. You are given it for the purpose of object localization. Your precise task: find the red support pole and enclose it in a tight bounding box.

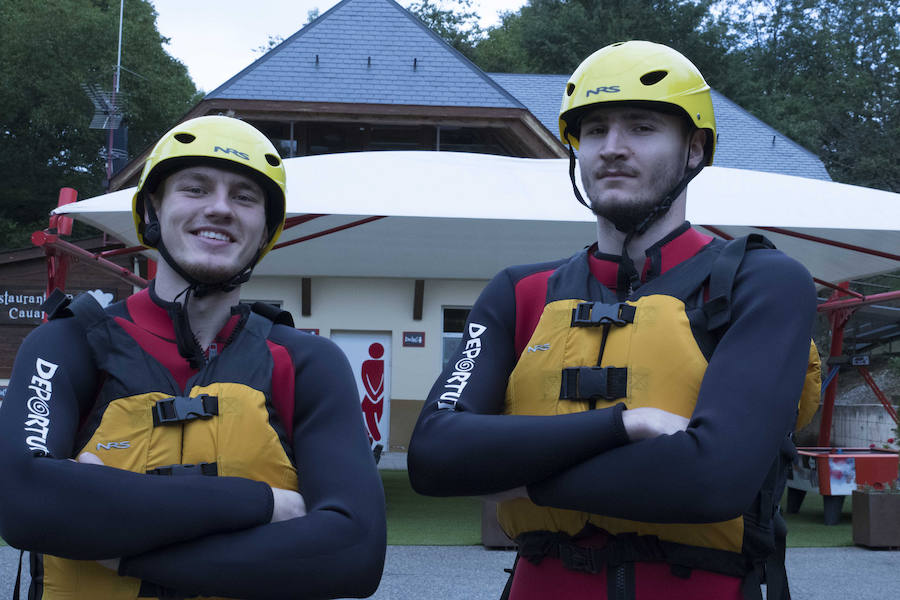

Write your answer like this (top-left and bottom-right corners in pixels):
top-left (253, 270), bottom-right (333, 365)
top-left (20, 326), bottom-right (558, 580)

top-left (816, 289), bottom-right (900, 313)
top-left (273, 216), bottom-right (387, 250)
top-left (856, 366), bottom-right (899, 425)
top-left (818, 283), bottom-right (853, 446)
top-left (31, 231), bottom-right (148, 289)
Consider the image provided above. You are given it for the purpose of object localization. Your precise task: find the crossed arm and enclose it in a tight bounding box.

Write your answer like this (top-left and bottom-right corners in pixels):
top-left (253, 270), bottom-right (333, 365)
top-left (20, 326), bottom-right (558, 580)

top-left (0, 320), bottom-right (385, 599)
top-left (408, 251), bottom-right (815, 523)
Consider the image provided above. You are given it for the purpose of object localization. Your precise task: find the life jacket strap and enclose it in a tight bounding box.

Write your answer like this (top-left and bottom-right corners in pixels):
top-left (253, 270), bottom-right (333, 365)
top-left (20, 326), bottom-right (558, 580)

top-left (560, 367), bottom-right (628, 401)
top-left (517, 530), bottom-right (751, 580)
top-left (146, 462), bottom-right (218, 477)
top-left (138, 580), bottom-right (196, 598)
top-left (571, 302), bottom-right (635, 327)
top-left (152, 394), bottom-right (219, 426)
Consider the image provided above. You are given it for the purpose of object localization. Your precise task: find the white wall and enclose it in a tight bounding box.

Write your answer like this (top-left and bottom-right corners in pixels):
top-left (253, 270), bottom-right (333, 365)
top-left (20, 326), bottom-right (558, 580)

top-left (242, 275), bottom-right (487, 400)
top-left (833, 404), bottom-right (899, 449)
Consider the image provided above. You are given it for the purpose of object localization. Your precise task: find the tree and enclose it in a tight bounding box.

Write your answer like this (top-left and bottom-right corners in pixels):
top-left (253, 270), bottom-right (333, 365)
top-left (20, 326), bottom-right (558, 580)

top-left (720, 0), bottom-right (900, 192)
top-left (471, 0), bottom-right (736, 78)
top-left (405, 0), bottom-right (484, 58)
top-left (0, 0), bottom-right (201, 251)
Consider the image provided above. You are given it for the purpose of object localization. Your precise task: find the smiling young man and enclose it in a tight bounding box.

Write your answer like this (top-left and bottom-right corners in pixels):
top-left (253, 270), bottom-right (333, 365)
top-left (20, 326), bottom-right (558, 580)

top-left (0, 116), bottom-right (386, 599)
top-left (408, 42), bottom-right (819, 600)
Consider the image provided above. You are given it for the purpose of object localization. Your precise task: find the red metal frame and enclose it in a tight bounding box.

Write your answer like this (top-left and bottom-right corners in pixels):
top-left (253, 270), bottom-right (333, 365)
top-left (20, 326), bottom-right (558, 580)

top-left (819, 284), bottom-right (851, 446)
top-left (755, 226), bottom-right (900, 262)
top-left (273, 216), bottom-right (387, 250)
top-left (31, 231), bottom-right (148, 291)
top-left (857, 366), bottom-right (899, 424)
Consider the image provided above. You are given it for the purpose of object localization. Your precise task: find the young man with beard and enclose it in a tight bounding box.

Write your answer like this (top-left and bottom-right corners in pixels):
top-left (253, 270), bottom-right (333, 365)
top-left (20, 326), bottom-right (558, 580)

top-left (0, 116), bottom-right (386, 599)
top-left (408, 42), bottom-right (818, 600)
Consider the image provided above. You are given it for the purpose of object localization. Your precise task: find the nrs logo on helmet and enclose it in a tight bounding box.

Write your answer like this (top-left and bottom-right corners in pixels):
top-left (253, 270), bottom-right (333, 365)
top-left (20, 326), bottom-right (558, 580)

top-left (586, 86), bottom-right (621, 96)
top-left (214, 146), bottom-right (250, 160)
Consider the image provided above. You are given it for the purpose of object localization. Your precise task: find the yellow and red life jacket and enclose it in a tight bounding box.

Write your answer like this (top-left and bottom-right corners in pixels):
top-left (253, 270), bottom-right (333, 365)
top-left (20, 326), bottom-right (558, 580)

top-left (498, 235), bottom-right (820, 586)
top-left (36, 293), bottom-right (298, 600)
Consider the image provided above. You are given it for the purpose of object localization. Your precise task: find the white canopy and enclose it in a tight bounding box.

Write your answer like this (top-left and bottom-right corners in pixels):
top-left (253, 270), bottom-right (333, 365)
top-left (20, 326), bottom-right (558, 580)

top-left (54, 151), bottom-right (899, 283)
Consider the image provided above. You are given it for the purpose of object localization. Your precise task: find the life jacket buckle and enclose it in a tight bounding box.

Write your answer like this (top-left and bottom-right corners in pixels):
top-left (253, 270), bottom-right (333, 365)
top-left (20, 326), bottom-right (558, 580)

top-left (560, 366), bottom-right (628, 401)
top-left (571, 302), bottom-right (635, 327)
top-left (146, 462), bottom-right (218, 476)
top-left (559, 543), bottom-right (601, 574)
top-left (152, 394), bottom-right (219, 426)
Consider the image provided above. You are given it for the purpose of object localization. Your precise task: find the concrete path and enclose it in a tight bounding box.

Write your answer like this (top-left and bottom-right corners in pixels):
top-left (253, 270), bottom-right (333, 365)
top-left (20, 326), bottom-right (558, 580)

top-left (3, 544), bottom-right (897, 599)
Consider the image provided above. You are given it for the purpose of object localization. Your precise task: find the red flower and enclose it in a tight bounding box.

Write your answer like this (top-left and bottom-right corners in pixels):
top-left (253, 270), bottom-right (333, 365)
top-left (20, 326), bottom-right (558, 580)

top-left (870, 444), bottom-right (876, 449)
top-left (888, 438), bottom-right (895, 444)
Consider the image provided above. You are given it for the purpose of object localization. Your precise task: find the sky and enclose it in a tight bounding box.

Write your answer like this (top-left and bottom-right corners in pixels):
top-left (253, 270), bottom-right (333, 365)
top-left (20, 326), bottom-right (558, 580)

top-left (149, 0), bottom-right (528, 93)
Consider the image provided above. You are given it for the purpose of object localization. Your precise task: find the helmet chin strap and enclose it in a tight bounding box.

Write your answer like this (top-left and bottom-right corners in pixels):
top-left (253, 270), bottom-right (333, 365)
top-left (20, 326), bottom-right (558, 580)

top-left (567, 143), bottom-right (706, 299)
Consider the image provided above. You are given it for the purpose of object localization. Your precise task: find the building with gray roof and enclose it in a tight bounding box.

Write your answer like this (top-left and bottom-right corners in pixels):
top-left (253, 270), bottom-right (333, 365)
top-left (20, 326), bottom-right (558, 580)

top-left (112, 0), bottom-right (829, 189)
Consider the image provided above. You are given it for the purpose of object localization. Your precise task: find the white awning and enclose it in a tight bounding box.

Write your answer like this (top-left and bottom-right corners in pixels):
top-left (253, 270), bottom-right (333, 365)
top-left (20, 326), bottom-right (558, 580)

top-left (54, 151), bottom-right (899, 283)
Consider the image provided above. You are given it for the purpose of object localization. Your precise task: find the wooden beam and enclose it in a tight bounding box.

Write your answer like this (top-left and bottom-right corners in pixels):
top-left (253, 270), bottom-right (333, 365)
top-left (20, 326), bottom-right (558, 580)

top-left (413, 279), bottom-right (424, 321)
top-left (301, 277), bottom-right (311, 316)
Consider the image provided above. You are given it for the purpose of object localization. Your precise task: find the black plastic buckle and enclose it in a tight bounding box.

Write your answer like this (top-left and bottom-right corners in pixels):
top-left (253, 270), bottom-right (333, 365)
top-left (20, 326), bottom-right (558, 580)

top-left (559, 544), bottom-right (600, 574)
top-left (560, 366), bottom-right (627, 401)
top-left (152, 394), bottom-right (218, 426)
top-left (146, 462), bottom-right (218, 477)
top-left (571, 302), bottom-right (635, 327)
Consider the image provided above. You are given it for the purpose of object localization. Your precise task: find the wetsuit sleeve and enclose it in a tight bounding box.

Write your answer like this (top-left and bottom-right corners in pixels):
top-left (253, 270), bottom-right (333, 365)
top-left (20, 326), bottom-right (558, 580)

top-left (0, 317), bottom-right (274, 559)
top-left (408, 267), bottom-right (630, 497)
top-left (527, 251), bottom-right (817, 523)
top-left (118, 332), bottom-right (386, 600)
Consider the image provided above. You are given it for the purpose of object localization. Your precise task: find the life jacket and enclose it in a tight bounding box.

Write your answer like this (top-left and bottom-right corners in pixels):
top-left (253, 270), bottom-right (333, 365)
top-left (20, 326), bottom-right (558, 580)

top-left (32, 293), bottom-right (298, 600)
top-left (498, 234), bottom-right (820, 600)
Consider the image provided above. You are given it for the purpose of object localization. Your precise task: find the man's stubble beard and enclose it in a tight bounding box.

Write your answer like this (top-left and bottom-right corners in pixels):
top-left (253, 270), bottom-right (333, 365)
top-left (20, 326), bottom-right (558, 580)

top-left (182, 261), bottom-right (246, 284)
top-left (585, 155), bottom-right (687, 232)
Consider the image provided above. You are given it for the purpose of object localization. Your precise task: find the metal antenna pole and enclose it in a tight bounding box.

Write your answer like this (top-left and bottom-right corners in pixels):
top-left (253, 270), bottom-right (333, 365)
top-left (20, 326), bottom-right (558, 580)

top-left (107, 0), bottom-right (124, 187)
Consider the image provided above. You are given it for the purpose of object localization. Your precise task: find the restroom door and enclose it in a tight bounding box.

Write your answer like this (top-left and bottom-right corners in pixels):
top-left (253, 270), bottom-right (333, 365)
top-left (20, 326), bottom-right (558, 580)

top-left (331, 331), bottom-right (391, 451)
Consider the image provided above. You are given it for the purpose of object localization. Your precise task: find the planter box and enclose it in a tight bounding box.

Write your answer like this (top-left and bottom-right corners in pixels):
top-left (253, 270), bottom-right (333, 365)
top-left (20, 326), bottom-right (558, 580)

top-left (852, 490), bottom-right (900, 548)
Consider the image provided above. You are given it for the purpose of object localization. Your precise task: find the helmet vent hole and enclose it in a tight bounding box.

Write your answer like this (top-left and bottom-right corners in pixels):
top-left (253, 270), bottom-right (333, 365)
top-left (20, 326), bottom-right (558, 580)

top-left (173, 133), bottom-right (196, 144)
top-left (640, 70), bottom-right (668, 86)
top-left (265, 154), bottom-right (281, 167)
top-left (566, 83), bottom-right (576, 96)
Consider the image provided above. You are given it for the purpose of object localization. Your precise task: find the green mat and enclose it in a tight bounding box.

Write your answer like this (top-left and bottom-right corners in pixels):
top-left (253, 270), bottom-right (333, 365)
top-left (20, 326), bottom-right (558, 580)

top-left (383, 470), bottom-right (482, 545)
top-left (783, 490), bottom-right (853, 547)
top-left (383, 470), bottom-right (855, 547)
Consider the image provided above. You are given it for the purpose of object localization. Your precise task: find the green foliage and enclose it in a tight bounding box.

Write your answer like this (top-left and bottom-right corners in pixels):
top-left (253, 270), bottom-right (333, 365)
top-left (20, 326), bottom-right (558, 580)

top-left (472, 0), bottom-right (736, 75)
top-left (406, 0), bottom-right (484, 58)
top-left (718, 0), bottom-right (900, 192)
top-left (0, 0), bottom-right (200, 252)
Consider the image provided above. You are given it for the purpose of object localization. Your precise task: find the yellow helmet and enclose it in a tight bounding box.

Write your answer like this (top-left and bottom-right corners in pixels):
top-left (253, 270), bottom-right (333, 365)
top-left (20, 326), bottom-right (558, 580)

top-left (132, 115), bottom-right (287, 259)
top-left (559, 40), bottom-right (716, 164)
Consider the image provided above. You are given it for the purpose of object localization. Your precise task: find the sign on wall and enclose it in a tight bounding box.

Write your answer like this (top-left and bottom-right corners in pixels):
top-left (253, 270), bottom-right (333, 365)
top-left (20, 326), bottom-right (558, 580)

top-left (0, 288), bottom-right (116, 325)
top-left (331, 331), bottom-right (392, 452)
top-left (402, 331), bottom-right (425, 347)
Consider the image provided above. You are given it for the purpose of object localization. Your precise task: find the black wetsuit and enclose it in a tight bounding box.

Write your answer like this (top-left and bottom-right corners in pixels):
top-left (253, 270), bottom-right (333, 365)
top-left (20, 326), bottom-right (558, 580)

top-left (408, 224), bottom-right (815, 598)
top-left (0, 286), bottom-right (386, 599)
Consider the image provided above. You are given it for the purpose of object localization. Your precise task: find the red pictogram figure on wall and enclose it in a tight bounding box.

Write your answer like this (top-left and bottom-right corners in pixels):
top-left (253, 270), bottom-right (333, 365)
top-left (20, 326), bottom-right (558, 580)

top-left (360, 342), bottom-right (385, 445)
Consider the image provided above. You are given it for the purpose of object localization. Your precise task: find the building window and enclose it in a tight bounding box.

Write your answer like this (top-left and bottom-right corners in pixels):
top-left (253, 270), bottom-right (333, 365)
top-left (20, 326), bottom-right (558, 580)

top-left (442, 307), bottom-right (471, 370)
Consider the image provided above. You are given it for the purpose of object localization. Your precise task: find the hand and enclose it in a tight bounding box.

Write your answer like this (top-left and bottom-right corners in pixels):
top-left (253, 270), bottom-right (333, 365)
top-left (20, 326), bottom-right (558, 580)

top-left (270, 487), bottom-right (307, 522)
top-left (622, 407), bottom-right (689, 441)
top-left (480, 486), bottom-right (529, 503)
top-left (96, 558), bottom-right (120, 571)
top-left (76, 452), bottom-right (105, 465)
